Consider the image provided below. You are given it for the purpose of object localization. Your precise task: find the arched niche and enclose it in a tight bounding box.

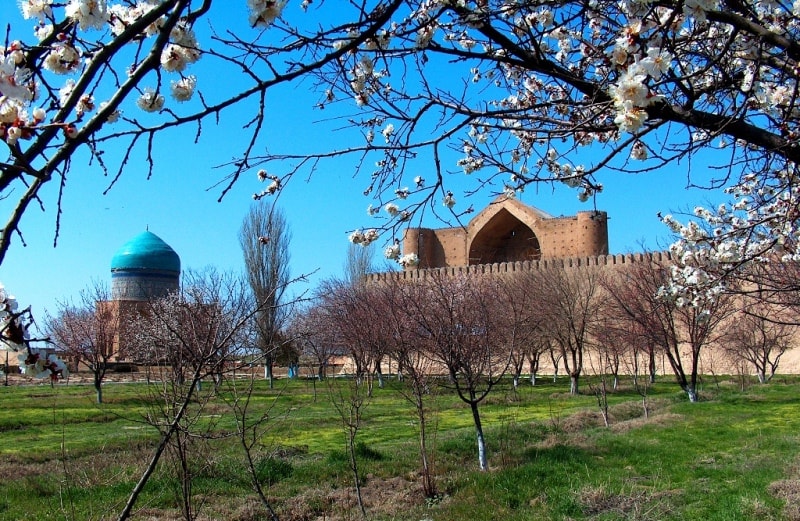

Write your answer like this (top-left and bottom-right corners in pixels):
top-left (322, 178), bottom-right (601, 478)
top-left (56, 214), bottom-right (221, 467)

top-left (468, 208), bottom-right (541, 265)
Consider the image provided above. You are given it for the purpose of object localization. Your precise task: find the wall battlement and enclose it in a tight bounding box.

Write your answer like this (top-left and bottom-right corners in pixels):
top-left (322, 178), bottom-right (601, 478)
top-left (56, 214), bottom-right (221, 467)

top-left (366, 251), bottom-right (674, 283)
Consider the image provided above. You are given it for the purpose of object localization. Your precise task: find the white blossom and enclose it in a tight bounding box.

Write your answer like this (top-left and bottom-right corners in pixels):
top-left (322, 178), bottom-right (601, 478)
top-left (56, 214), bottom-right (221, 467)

top-left (170, 76), bottom-right (196, 102)
top-left (398, 252), bottom-right (420, 268)
top-left (248, 0), bottom-right (286, 27)
top-left (137, 89), bottom-right (165, 112)
top-left (65, 0), bottom-right (109, 31)
top-left (382, 123), bottom-right (395, 142)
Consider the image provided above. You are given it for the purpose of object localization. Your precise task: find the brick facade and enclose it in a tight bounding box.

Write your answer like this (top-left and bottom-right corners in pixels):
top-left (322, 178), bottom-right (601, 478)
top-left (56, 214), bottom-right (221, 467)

top-left (402, 197), bottom-right (608, 269)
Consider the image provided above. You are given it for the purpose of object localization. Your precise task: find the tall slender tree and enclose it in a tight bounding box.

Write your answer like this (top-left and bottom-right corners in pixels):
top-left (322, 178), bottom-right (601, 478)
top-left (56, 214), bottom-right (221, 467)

top-left (239, 202), bottom-right (292, 388)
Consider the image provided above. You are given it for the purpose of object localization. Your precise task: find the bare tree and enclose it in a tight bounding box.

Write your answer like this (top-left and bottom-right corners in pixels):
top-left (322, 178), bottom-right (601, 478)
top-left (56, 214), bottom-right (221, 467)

top-left (288, 304), bottom-right (338, 382)
top-left (405, 273), bottom-right (509, 471)
top-left (315, 279), bottom-right (389, 385)
top-left (344, 242), bottom-right (376, 288)
top-left (721, 305), bottom-right (796, 384)
top-left (120, 267), bottom-right (257, 521)
top-left (494, 273), bottom-right (548, 389)
top-left (536, 267), bottom-right (602, 396)
top-left (239, 202), bottom-right (292, 388)
top-left (378, 279), bottom-right (440, 498)
top-left (45, 281), bottom-right (118, 403)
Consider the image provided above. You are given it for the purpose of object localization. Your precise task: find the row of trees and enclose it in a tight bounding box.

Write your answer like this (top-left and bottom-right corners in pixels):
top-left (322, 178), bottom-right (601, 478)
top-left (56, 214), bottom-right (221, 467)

top-left (291, 261), bottom-right (797, 481)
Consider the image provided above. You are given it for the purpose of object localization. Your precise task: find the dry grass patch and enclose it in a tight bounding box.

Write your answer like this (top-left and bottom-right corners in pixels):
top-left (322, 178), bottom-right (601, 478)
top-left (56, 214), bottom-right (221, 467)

top-left (769, 463), bottom-right (800, 521)
top-left (283, 475), bottom-right (423, 520)
top-left (609, 412), bottom-right (684, 434)
top-left (578, 484), bottom-right (680, 520)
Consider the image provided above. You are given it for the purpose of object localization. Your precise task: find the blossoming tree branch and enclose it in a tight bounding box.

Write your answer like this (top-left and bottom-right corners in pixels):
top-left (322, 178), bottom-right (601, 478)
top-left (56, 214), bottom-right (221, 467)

top-left (1, 0), bottom-right (798, 305)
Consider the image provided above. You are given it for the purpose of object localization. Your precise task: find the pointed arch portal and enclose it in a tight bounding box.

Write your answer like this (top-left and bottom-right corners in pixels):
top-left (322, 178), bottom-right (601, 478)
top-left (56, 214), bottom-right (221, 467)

top-left (468, 208), bottom-right (541, 265)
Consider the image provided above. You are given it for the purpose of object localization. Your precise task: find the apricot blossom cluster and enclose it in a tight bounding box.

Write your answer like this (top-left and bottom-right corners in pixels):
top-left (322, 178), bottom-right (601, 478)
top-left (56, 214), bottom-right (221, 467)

top-left (3, 0), bottom-right (285, 150)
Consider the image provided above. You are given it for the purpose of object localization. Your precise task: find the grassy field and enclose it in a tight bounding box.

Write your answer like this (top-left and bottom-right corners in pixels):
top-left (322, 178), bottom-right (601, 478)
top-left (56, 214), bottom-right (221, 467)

top-left (0, 374), bottom-right (798, 520)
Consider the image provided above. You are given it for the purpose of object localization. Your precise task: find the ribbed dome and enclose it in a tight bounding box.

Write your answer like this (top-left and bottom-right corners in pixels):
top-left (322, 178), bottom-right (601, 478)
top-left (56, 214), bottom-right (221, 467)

top-left (110, 231), bottom-right (180, 273)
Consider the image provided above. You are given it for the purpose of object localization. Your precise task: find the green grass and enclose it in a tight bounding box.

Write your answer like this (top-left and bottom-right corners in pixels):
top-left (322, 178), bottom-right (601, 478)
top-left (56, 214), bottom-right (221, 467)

top-left (0, 375), bottom-right (798, 520)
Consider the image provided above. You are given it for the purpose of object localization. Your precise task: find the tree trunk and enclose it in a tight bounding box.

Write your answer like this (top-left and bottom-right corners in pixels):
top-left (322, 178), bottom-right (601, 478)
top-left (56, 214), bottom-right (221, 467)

top-left (117, 370), bottom-right (202, 521)
top-left (264, 361), bottom-right (274, 389)
top-left (648, 349), bottom-right (657, 384)
top-left (348, 426), bottom-right (368, 520)
top-left (374, 358), bottom-right (385, 389)
top-left (417, 405), bottom-right (437, 498)
top-left (469, 401), bottom-right (488, 471)
top-left (529, 358), bottom-right (538, 386)
top-left (569, 374), bottom-right (579, 396)
top-left (94, 375), bottom-right (103, 404)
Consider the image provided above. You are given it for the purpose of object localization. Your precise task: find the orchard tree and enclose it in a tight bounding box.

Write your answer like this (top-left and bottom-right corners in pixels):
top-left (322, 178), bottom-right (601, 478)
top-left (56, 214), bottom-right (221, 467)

top-left (45, 281), bottom-right (118, 403)
top-left (315, 279), bottom-right (388, 384)
top-left (536, 266), bottom-right (602, 396)
top-left (721, 304), bottom-right (796, 383)
top-left (379, 278), bottom-right (440, 497)
top-left (405, 273), bottom-right (510, 471)
top-left (3, 0), bottom-right (800, 286)
top-left (122, 267), bottom-right (257, 520)
top-left (495, 272), bottom-right (548, 389)
top-left (288, 304), bottom-right (338, 381)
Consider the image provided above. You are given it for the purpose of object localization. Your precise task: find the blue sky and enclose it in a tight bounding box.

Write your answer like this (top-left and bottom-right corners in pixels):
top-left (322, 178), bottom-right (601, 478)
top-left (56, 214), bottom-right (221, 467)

top-left (0, 2), bottom-right (727, 325)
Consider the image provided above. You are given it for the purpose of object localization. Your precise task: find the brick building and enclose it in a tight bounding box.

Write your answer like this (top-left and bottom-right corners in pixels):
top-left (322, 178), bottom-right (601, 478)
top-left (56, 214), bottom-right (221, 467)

top-left (402, 196), bottom-right (608, 269)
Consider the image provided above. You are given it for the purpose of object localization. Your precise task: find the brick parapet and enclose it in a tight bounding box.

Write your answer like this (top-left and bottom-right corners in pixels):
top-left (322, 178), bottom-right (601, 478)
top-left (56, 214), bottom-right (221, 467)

top-left (365, 251), bottom-right (674, 284)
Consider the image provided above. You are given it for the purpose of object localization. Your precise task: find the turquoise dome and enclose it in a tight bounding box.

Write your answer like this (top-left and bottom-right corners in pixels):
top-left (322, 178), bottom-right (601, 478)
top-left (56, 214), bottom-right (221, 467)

top-left (110, 231), bottom-right (180, 273)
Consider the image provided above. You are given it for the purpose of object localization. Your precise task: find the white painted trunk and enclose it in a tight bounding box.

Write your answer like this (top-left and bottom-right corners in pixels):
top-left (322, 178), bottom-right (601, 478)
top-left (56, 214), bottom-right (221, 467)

top-left (477, 430), bottom-right (487, 471)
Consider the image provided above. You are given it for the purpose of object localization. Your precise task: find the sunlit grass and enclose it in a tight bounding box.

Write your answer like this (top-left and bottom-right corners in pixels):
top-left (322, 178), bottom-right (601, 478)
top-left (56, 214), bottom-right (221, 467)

top-left (0, 374), bottom-right (798, 520)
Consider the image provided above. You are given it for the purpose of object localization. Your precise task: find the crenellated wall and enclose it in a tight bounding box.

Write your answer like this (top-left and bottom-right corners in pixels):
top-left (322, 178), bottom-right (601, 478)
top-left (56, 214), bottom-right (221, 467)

top-left (366, 251), bottom-right (673, 283)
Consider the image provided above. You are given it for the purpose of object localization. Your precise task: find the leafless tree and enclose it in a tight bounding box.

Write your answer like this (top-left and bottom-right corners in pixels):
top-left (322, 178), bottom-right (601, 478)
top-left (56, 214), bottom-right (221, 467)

top-left (315, 279), bottom-right (391, 387)
top-left (119, 267), bottom-right (258, 521)
top-left (44, 281), bottom-right (119, 403)
top-left (375, 279), bottom-right (440, 497)
top-left (404, 273), bottom-right (509, 471)
top-left (537, 267), bottom-right (603, 396)
top-left (288, 304), bottom-right (338, 382)
top-left (239, 201), bottom-right (292, 388)
top-left (344, 243), bottom-right (376, 288)
top-left (721, 304), bottom-right (796, 384)
top-left (495, 273), bottom-right (548, 389)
